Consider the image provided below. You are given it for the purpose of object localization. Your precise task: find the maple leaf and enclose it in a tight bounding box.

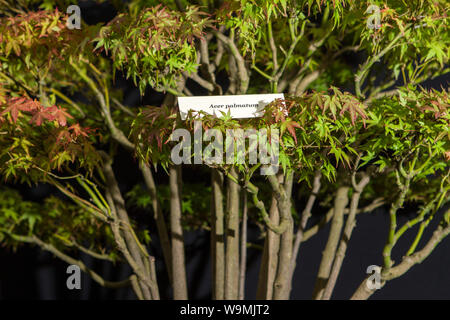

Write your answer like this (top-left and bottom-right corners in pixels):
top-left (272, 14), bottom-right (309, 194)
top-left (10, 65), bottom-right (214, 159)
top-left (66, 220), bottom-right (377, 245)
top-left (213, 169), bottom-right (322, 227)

top-left (27, 105), bottom-right (73, 126)
top-left (68, 123), bottom-right (88, 137)
top-left (51, 106), bottom-right (73, 126)
top-left (1, 97), bottom-right (39, 122)
top-left (281, 119), bottom-right (303, 144)
top-left (55, 129), bottom-right (72, 145)
top-left (340, 98), bottom-right (368, 126)
top-left (445, 151), bottom-right (450, 162)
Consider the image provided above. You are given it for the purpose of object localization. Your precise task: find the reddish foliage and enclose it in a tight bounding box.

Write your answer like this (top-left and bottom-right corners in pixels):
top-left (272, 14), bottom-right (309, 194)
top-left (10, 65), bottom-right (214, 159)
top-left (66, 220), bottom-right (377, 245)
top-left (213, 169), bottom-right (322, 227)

top-left (1, 97), bottom-right (73, 126)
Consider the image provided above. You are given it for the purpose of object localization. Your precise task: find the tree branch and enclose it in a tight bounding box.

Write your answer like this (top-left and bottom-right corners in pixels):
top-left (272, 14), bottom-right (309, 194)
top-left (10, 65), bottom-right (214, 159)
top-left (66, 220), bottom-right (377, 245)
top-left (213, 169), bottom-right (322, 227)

top-left (214, 31), bottom-right (249, 94)
top-left (322, 172), bottom-right (370, 300)
top-left (10, 234), bottom-right (131, 289)
top-left (313, 186), bottom-right (349, 300)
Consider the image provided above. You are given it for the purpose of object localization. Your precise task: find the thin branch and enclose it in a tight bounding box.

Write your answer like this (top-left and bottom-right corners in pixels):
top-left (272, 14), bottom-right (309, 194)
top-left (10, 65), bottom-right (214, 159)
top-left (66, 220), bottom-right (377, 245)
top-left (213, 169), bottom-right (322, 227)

top-left (322, 171), bottom-right (370, 300)
top-left (73, 61), bottom-right (134, 151)
top-left (267, 21), bottom-right (278, 74)
top-left (10, 234), bottom-right (131, 289)
top-left (140, 162), bottom-right (173, 285)
top-left (286, 171), bottom-right (321, 296)
top-left (70, 240), bottom-right (115, 262)
top-left (313, 186), bottom-right (349, 300)
top-left (214, 31), bottom-right (249, 94)
top-left (302, 198), bottom-right (385, 242)
top-left (355, 31), bottom-right (405, 99)
top-left (111, 97), bottom-right (136, 117)
top-left (49, 87), bottom-right (86, 117)
top-left (186, 72), bottom-right (215, 92)
top-left (351, 212), bottom-right (450, 300)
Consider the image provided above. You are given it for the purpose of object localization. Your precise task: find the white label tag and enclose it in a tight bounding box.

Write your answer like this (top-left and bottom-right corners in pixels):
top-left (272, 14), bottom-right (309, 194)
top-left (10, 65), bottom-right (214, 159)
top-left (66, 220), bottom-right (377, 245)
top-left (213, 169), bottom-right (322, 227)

top-left (177, 93), bottom-right (285, 120)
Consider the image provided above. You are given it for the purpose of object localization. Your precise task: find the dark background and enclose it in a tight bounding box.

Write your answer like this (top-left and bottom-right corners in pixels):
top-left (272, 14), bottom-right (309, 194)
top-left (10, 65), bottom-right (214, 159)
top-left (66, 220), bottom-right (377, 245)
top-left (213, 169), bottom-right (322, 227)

top-left (0, 0), bottom-right (449, 300)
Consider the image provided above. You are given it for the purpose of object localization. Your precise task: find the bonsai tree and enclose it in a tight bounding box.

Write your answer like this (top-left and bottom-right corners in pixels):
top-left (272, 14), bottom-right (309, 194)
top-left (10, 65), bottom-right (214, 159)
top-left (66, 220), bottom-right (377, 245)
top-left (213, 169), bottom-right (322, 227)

top-left (0, 0), bottom-right (448, 300)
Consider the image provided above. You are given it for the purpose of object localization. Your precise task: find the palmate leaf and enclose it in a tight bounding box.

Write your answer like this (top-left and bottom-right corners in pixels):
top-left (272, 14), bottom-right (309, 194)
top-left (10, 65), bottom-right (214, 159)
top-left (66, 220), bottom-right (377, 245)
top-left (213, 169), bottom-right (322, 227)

top-left (280, 119), bottom-right (303, 144)
top-left (0, 2), bottom-right (446, 299)
top-left (1, 97), bottom-right (73, 126)
top-left (93, 5), bottom-right (212, 93)
top-left (0, 97), bottom-right (39, 122)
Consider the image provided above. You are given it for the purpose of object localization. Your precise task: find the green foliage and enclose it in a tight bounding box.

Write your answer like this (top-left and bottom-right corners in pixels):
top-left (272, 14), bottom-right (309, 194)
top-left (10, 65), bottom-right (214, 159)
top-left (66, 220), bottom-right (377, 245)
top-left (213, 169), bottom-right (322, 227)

top-left (93, 5), bottom-right (212, 93)
top-left (0, 97), bottom-right (101, 184)
top-left (0, 187), bottom-right (120, 262)
top-left (0, 0), bottom-right (448, 296)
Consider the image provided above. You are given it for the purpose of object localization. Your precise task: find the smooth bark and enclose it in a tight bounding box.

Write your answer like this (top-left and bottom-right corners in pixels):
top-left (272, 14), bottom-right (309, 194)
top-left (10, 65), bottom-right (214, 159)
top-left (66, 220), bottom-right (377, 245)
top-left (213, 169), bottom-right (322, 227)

top-left (256, 194), bottom-right (280, 299)
top-left (211, 169), bottom-right (225, 300)
top-left (169, 165), bottom-right (188, 299)
top-left (313, 186), bottom-right (349, 300)
top-left (322, 175), bottom-right (370, 300)
top-left (225, 167), bottom-right (240, 299)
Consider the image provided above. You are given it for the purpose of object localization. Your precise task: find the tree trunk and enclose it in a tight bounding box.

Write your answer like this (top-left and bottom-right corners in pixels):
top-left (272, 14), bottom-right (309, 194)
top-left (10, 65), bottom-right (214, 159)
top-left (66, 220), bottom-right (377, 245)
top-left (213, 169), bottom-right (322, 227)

top-left (350, 276), bottom-right (378, 300)
top-left (256, 194), bottom-right (280, 299)
top-left (272, 172), bottom-right (294, 300)
top-left (312, 186), bottom-right (349, 300)
top-left (238, 190), bottom-right (248, 300)
top-left (224, 167), bottom-right (240, 299)
top-left (286, 171), bottom-right (322, 297)
top-left (103, 160), bottom-right (158, 299)
top-left (211, 169), bottom-right (225, 300)
top-left (322, 175), bottom-right (370, 300)
top-left (169, 165), bottom-right (188, 299)
top-left (140, 162), bottom-right (172, 284)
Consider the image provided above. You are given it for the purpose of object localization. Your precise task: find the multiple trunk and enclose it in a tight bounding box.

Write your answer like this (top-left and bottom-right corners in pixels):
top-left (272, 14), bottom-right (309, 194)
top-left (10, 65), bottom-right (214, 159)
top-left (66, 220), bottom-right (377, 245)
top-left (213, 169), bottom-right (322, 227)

top-left (312, 186), bottom-right (349, 300)
top-left (78, 157), bottom-right (444, 301)
top-left (103, 148), bottom-right (438, 301)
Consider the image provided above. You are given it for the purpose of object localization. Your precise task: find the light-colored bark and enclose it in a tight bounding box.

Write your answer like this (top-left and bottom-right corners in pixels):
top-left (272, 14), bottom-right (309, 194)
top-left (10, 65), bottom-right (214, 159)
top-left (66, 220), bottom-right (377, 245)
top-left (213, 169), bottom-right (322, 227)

top-left (211, 169), bottom-right (225, 300)
top-left (103, 160), bottom-right (157, 300)
top-left (322, 174), bottom-right (370, 300)
top-left (104, 189), bottom-right (154, 300)
top-left (286, 171), bottom-right (322, 296)
top-left (140, 162), bottom-right (172, 284)
top-left (225, 167), bottom-right (240, 299)
top-left (169, 165), bottom-right (188, 299)
top-left (352, 214), bottom-right (450, 300)
top-left (238, 190), bottom-right (248, 300)
top-left (313, 186), bottom-right (349, 300)
top-left (256, 194), bottom-right (280, 299)
top-left (271, 172), bottom-right (294, 300)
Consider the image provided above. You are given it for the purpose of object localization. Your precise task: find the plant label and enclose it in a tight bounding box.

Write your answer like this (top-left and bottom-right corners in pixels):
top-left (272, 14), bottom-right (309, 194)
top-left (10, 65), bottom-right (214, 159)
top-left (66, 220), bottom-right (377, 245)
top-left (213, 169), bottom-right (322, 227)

top-left (177, 93), bottom-right (285, 120)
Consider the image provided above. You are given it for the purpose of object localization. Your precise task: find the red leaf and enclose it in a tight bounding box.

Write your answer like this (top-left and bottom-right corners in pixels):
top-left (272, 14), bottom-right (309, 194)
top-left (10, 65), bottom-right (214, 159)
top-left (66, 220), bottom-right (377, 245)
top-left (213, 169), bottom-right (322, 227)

top-left (1, 97), bottom-right (39, 122)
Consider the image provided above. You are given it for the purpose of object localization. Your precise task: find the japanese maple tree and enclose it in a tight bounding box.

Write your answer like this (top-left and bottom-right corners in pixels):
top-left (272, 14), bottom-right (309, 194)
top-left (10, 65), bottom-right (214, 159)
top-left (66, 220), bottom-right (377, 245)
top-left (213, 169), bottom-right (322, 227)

top-left (0, 0), bottom-right (448, 300)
